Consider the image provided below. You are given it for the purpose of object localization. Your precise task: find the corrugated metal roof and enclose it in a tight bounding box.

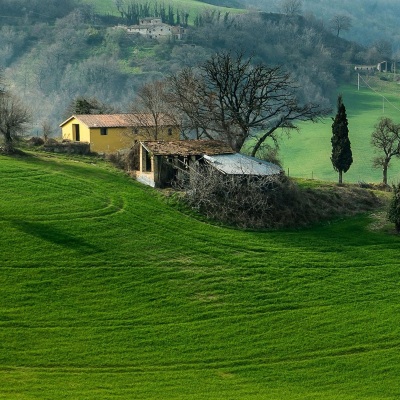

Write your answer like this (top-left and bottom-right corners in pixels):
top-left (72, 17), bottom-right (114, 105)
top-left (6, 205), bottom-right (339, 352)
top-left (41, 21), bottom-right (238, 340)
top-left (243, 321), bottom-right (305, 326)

top-left (60, 114), bottom-right (177, 128)
top-left (204, 153), bottom-right (283, 176)
top-left (142, 140), bottom-right (235, 156)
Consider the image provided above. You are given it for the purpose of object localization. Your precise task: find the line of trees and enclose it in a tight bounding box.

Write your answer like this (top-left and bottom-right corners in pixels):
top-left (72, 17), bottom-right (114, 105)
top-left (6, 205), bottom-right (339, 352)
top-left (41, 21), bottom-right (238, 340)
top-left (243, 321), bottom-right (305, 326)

top-left (114, 0), bottom-right (189, 26)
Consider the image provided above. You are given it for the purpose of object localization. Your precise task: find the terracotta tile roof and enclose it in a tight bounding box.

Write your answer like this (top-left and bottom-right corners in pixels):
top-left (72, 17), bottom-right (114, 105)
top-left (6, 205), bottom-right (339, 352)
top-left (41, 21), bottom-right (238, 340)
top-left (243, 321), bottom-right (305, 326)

top-left (74, 114), bottom-right (131, 128)
top-left (141, 140), bottom-right (235, 156)
top-left (60, 114), bottom-right (177, 128)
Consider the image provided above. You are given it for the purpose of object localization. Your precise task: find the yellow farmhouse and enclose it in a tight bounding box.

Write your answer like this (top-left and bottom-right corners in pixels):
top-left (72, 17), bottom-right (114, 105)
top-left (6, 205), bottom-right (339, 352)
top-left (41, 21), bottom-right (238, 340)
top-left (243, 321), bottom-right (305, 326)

top-left (60, 114), bottom-right (180, 154)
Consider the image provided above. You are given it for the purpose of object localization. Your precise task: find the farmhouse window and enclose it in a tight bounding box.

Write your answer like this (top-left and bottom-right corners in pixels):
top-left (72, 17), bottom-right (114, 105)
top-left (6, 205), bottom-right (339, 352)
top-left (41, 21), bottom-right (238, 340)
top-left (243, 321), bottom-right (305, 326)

top-left (168, 128), bottom-right (173, 136)
top-left (100, 128), bottom-right (108, 136)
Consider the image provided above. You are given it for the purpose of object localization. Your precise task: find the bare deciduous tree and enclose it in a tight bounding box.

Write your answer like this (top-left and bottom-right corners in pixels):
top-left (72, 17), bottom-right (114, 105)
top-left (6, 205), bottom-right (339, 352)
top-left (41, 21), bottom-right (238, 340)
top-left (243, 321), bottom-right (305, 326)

top-left (0, 91), bottom-right (31, 153)
top-left (129, 80), bottom-right (179, 140)
top-left (371, 117), bottom-right (400, 185)
top-left (41, 120), bottom-right (52, 142)
top-left (280, 0), bottom-right (302, 16)
top-left (167, 51), bottom-right (329, 156)
top-left (166, 68), bottom-right (210, 140)
top-left (330, 14), bottom-right (352, 37)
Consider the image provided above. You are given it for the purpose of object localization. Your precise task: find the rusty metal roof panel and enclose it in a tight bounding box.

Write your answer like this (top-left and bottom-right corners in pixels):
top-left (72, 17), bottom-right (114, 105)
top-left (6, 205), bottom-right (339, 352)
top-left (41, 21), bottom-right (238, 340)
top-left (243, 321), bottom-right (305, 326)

top-left (141, 140), bottom-right (235, 156)
top-left (204, 153), bottom-right (283, 176)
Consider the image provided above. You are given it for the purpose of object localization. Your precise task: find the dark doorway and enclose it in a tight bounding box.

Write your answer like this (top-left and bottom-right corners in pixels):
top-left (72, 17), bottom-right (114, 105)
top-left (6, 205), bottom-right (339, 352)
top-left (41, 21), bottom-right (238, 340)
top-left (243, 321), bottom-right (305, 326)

top-left (145, 150), bottom-right (152, 172)
top-left (74, 124), bottom-right (80, 141)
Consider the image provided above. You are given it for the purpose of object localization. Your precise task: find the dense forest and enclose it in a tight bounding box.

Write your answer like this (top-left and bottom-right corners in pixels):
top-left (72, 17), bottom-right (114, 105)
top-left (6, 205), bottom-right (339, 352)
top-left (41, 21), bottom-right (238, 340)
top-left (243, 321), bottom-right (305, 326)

top-left (0, 0), bottom-right (392, 135)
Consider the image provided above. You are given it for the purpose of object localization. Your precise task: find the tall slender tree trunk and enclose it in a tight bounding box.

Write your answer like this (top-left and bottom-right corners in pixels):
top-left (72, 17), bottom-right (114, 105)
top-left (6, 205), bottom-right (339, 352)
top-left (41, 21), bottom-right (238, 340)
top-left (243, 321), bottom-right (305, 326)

top-left (382, 159), bottom-right (390, 185)
top-left (383, 165), bottom-right (388, 185)
top-left (338, 170), bottom-right (343, 184)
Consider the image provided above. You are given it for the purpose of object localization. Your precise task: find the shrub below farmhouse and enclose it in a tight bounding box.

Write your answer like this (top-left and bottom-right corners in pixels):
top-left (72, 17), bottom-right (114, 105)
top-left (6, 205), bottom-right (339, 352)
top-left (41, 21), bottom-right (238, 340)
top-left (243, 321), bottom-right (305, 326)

top-left (178, 166), bottom-right (382, 229)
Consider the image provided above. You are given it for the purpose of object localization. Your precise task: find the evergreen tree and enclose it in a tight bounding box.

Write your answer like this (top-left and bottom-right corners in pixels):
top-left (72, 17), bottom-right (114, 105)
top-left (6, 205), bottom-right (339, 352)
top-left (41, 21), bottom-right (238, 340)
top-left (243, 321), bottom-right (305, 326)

top-left (388, 183), bottom-right (400, 233)
top-left (64, 97), bottom-right (115, 118)
top-left (331, 94), bottom-right (353, 183)
top-left (168, 5), bottom-right (174, 25)
top-left (74, 98), bottom-right (93, 115)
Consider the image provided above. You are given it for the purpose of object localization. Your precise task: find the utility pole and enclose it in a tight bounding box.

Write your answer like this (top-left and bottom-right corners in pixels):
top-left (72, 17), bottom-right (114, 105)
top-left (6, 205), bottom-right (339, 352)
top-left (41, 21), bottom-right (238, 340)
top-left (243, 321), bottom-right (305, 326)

top-left (394, 60), bottom-right (396, 81)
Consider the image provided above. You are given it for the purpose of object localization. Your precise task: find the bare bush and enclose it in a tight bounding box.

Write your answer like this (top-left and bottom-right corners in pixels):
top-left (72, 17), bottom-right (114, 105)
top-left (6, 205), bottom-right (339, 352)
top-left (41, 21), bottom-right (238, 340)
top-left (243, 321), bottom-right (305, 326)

top-left (178, 165), bottom-right (303, 228)
top-left (106, 146), bottom-right (139, 171)
top-left (177, 165), bottom-right (381, 229)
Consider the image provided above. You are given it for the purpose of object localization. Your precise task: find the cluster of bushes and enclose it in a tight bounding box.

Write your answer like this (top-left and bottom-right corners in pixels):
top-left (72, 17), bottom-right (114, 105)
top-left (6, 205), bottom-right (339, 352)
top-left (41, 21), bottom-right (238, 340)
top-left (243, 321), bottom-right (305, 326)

top-left (178, 166), bottom-right (382, 229)
top-left (106, 147), bottom-right (139, 171)
top-left (26, 137), bottom-right (90, 155)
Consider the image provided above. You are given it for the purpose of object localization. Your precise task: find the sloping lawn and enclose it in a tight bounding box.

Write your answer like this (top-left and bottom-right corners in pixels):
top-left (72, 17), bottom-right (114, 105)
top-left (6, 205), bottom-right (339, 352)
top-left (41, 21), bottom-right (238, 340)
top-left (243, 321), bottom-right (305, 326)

top-left (279, 81), bottom-right (400, 184)
top-left (82, 0), bottom-right (244, 17)
top-left (0, 152), bottom-right (399, 399)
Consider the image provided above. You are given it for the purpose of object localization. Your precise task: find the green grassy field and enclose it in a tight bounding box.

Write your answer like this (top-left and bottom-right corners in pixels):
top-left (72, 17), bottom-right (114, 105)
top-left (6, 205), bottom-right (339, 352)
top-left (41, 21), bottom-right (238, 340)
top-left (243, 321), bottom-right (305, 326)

top-left (83, 0), bottom-right (243, 17)
top-left (0, 151), bottom-right (399, 399)
top-left (278, 77), bottom-right (400, 184)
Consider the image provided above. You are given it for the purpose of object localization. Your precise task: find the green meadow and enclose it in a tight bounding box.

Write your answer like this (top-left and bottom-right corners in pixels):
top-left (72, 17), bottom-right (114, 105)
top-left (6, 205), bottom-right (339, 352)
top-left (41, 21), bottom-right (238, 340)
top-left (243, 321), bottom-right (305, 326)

top-left (0, 151), bottom-right (399, 399)
top-left (279, 79), bottom-right (400, 184)
top-left (83, 0), bottom-right (243, 17)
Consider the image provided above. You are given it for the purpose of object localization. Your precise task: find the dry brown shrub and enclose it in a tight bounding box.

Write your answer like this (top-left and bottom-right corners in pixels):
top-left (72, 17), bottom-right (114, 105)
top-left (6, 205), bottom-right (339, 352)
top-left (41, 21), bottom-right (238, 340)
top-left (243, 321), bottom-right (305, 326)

top-left (179, 166), bottom-right (383, 229)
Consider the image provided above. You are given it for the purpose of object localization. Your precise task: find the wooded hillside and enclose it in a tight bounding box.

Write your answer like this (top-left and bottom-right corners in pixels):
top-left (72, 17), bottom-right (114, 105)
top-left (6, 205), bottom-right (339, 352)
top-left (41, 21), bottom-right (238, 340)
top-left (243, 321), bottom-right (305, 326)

top-left (240, 0), bottom-right (400, 51)
top-left (0, 0), bottom-right (386, 136)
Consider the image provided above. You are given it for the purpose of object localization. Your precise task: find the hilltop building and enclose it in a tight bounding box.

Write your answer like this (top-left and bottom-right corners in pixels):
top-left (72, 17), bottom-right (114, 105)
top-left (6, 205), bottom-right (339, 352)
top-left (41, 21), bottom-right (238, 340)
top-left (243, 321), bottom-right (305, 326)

top-left (120, 18), bottom-right (186, 40)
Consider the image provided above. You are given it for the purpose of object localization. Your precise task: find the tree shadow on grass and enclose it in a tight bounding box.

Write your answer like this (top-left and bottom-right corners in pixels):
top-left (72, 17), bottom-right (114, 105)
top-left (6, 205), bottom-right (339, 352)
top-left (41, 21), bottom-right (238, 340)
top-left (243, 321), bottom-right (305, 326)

top-left (10, 219), bottom-right (102, 255)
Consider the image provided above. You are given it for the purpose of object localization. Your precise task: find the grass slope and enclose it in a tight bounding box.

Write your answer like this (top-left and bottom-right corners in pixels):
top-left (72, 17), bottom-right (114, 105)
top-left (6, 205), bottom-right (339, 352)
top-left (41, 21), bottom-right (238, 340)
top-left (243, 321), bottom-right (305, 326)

top-left (279, 78), bottom-right (400, 184)
top-left (0, 152), bottom-right (399, 399)
top-left (83, 0), bottom-right (243, 16)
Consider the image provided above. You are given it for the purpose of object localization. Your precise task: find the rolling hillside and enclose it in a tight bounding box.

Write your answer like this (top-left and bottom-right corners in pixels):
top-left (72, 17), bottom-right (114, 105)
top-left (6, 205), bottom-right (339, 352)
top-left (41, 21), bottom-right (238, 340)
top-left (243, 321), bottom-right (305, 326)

top-left (82, 0), bottom-right (244, 16)
top-left (279, 79), bottom-right (400, 184)
top-left (240, 0), bottom-right (400, 50)
top-left (0, 151), bottom-right (399, 399)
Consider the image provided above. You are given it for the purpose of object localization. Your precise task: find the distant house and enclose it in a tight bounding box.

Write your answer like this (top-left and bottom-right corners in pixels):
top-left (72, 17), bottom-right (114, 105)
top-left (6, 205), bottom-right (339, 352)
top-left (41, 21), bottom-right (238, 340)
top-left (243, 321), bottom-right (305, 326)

top-left (60, 114), bottom-right (180, 154)
top-left (377, 60), bottom-right (400, 73)
top-left (354, 65), bottom-right (377, 72)
top-left (134, 140), bottom-right (282, 188)
top-left (121, 17), bottom-right (186, 40)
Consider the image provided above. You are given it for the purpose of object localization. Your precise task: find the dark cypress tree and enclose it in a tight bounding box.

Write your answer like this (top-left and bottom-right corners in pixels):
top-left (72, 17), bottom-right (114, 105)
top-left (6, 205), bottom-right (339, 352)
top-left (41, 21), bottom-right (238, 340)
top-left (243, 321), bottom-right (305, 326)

top-left (331, 94), bottom-right (353, 183)
top-left (74, 98), bottom-right (93, 115)
top-left (168, 5), bottom-right (174, 25)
